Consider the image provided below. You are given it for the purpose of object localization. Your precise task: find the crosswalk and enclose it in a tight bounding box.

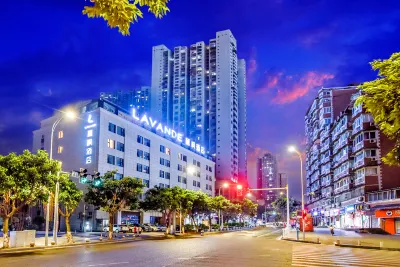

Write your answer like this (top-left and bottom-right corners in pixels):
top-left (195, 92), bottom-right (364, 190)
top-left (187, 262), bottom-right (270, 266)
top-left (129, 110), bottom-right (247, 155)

top-left (292, 243), bottom-right (400, 267)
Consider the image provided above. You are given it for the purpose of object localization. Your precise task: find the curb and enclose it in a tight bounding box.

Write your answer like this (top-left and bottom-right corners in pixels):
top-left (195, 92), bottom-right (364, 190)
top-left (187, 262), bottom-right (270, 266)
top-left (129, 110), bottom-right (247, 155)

top-left (0, 236), bottom-right (162, 254)
top-left (334, 243), bottom-right (400, 251)
top-left (281, 238), bottom-right (321, 244)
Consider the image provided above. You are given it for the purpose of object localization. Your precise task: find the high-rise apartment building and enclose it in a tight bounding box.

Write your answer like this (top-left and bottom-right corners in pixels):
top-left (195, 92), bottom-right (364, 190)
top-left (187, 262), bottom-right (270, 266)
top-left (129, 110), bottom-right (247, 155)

top-left (258, 153), bottom-right (278, 208)
top-left (305, 86), bottom-right (400, 229)
top-left (151, 30), bottom-right (247, 186)
top-left (100, 87), bottom-right (151, 116)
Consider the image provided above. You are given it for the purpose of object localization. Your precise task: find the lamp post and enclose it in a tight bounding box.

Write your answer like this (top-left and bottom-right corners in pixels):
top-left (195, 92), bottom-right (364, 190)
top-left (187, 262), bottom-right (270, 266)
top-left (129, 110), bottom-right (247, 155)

top-left (45, 111), bottom-right (76, 246)
top-left (288, 146), bottom-right (305, 240)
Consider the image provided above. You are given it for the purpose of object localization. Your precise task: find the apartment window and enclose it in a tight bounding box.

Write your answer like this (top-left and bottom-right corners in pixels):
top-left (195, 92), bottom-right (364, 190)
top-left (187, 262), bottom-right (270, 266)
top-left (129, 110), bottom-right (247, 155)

top-left (117, 126), bottom-right (125, 137)
top-left (209, 185), bottom-right (212, 191)
top-left (365, 149), bottom-right (377, 158)
top-left (142, 179), bottom-right (150, 188)
top-left (193, 180), bottom-right (196, 186)
top-left (159, 183), bottom-right (165, 188)
top-left (364, 131), bottom-right (376, 140)
top-left (193, 159), bottom-right (197, 165)
top-left (160, 170), bottom-right (165, 178)
top-left (109, 123), bottom-right (116, 133)
top-left (160, 145), bottom-right (166, 153)
top-left (107, 154), bottom-right (115, 165)
top-left (197, 161), bottom-right (200, 167)
top-left (178, 164), bottom-right (183, 171)
top-left (137, 149), bottom-right (144, 158)
top-left (183, 178), bottom-right (187, 184)
top-left (197, 181), bottom-right (200, 188)
top-left (115, 173), bottom-right (123, 180)
top-left (144, 152), bottom-right (150, 160)
top-left (165, 172), bottom-right (170, 180)
top-left (116, 157), bottom-right (124, 167)
top-left (58, 131), bottom-right (64, 139)
top-left (137, 135), bottom-right (144, 144)
top-left (117, 142), bottom-right (124, 152)
top-left (178, 153), bottom-right (187, 162)
top-left (108, 139), bottom-right (115, 149)
top-left (137, 163), bottom-right (143, 172)
top-left (57, 146), bottom-right (63, 154)
top-left (143, 165), bottom-right (150, 174)
top-left (144, 138), bottom-right (151, 147)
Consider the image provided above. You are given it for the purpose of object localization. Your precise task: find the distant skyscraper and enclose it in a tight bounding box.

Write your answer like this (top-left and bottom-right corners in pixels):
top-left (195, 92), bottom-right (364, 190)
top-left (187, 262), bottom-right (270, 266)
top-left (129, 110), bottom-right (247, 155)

top-left (278, 173), bottom-right (287, 188)
top-left (151, 30), bottom-right (247, 186)
top-left (256, 158), bottom-right (263, 200)
top-left (100, 87), bottom-right (150, 116)
top-left (258, 153), bottom-right (278, 208)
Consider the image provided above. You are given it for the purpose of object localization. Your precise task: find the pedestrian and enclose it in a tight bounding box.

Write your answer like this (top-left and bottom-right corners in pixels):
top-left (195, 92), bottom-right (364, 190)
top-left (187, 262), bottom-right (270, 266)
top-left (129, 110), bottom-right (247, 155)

top-left (330, 225), bottom-right (334, 236)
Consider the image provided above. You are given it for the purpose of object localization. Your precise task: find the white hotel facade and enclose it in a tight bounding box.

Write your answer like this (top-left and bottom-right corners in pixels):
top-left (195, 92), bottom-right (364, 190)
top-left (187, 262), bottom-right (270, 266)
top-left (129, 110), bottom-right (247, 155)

top-left (33, 99), bottom-right (215, 231)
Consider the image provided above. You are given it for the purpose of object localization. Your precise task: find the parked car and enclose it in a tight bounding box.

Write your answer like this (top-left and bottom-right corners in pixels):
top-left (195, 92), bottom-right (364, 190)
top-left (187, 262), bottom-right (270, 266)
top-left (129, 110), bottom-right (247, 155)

top-left (103, 224), bottom-right (120, 233)
top-left (157, 225), bottom-right (167, 232)
top-left (119, 224), bottom-right (132, 233)
top-left (143, 223), bottom-right (158, 232)
top-left (141, 224), bottom-right (153, 232)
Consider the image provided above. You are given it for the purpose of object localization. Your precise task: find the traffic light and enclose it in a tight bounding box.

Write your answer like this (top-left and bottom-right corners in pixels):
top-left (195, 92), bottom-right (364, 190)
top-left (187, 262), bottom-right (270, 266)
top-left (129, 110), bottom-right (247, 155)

top-left (237, 184), bottom-right (243, 197)
top-left (79, 168), bottom-right (88, 184)
top-left (92, 171), bottom-right (102, 187)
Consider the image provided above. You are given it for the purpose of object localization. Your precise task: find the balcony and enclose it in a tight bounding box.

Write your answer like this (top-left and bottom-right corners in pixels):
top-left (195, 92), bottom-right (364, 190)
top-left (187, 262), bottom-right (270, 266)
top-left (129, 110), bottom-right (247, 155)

top-left (353, 139), bottom-right (378, 153)
top-left (334, 184), bottom-right (351, 194)
top-left (353, 157), bottom-right (378, 170)
top-left (333, 168), bottom-right (351, 181)
top-left (352, 120), bottom-right (375, 135)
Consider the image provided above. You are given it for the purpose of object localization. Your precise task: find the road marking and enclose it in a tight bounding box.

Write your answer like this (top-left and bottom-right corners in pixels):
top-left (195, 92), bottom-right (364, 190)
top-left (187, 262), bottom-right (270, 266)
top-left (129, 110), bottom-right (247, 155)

top-left (194, 256), bottom-right (209, 259)
top-left (256, 229), bottom-right (282, 238)
top-left (292, 244), bottom-right (400, 267)
top-left (88, 262), bottom-right (129, 267)
top-left (177, 258), bottom-right (191, 260)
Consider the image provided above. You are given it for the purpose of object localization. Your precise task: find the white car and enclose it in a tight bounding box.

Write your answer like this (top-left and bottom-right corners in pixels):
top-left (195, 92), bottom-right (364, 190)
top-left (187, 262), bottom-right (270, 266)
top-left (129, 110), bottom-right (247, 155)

top-left (103, 224), bottom-right (120, 233)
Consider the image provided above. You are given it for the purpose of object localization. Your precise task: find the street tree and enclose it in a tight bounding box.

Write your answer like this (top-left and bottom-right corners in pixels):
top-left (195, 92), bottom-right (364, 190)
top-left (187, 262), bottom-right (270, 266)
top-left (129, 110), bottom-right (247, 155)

top-left (83, 0), bottom-right (170, 36)
top-left (222, 202), bottom-right (242, 223)
top-left (207, 196), bottom-right (229, 230)
top-left (239, 198), bottom-right (258, 223)
top-left (272, 195), bottom-right (301, 222)
top-left (356, 52), bottom-right (400, 165)
top-left (140, 186), bottom-right (182, 234)
top-left (0, 150), bottom-right (59, 248)
top-left (179, 190), bottom-right (196, 234)
top-left (187, 191), bottom-right (210, 230)
top-left (58, 176), bottom-right (83, 244)
top-left (85, 171), bottom-right (144, 239)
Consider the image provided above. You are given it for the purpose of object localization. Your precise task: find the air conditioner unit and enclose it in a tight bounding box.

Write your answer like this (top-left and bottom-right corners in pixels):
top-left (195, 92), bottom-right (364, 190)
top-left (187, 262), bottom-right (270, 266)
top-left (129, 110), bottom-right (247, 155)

top-left (371, 157), bottom-right (377, 161)
top-left (370, 139), bottom-right (377, 143)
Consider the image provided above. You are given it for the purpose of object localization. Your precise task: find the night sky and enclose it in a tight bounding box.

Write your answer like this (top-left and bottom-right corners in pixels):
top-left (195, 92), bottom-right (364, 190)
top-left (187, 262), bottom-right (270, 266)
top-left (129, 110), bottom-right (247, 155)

top-left (1, 0), bottom-right (400, 199)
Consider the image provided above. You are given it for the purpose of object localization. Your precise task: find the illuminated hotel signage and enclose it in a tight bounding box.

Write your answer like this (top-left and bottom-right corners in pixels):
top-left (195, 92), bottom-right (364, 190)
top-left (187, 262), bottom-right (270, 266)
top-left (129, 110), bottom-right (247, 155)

top-left (132, 109), bottom-right (205, 155)
top-left (85, 114), bottom-right (97, 164)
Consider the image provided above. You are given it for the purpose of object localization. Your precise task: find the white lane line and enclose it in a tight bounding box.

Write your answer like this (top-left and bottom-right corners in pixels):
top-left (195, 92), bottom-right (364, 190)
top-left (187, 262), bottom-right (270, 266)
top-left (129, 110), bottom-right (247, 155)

top-left (88, 262), bottom-right (129, 266)
top-left (177, 258), bottom-right (191, 260)
top-left (256, 229), bottom-right (282, 238)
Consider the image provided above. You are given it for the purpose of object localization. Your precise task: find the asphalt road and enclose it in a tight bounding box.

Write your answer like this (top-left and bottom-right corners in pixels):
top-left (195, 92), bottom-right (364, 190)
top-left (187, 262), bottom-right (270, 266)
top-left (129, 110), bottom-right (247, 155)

top-left (1, 228), bottom-right (399, 267)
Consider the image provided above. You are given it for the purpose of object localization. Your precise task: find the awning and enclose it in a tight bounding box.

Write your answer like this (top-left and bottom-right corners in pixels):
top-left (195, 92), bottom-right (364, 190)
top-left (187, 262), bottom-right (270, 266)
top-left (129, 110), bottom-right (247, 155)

top-left (370, 203), bottom-right (400, 211)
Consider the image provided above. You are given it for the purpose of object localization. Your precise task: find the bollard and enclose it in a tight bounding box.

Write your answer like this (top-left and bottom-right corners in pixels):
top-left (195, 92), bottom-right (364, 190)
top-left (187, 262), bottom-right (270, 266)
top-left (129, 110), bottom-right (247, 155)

top-left (336, 239), bottom-right (340, 245)
top-left (317, 237), bottom-right (320, 243)
top-left (357, 240), bottom-right (361, 246)
top-left (380, 241), bottom-right (384, 248)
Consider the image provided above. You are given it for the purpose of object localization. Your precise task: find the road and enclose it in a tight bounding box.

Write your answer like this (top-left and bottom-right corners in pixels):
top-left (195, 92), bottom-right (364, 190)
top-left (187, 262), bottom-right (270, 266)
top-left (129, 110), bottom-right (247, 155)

top-left (0, 228), bottom-right (399, 267)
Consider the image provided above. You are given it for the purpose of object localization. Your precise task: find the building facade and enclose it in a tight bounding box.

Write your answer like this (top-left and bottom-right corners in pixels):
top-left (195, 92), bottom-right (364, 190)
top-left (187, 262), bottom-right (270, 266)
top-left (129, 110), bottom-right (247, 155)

top-left (150, 30), bottom-right (247, 189)
top-left (305, 87), bottom-right (400, 231)
top-left (258, 153), bottom-right (279, 209)
top-left (33, 99), bottom-right (215, 231)
top-left (100, 87), bottom-right (151, 116)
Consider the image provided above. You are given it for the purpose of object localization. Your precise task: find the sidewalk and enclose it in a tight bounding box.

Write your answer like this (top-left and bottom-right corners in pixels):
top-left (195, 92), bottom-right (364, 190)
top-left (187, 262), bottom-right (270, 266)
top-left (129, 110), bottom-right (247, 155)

top-left (285, 228), bottom-right (400, 249)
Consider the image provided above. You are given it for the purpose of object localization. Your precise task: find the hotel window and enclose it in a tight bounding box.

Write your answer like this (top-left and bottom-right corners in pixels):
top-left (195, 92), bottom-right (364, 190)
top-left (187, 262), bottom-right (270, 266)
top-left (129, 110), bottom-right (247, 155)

top-left (117, 126), bottom-right (125, 137)
top-left (108, 123), bottom-right (116, 133)
top-left (108, 139), bottom-right (115, 149)
top-left (137, 149), bottom-right (144, 158)
top-left (144, 152), bottom-right (150, 160)
top-left (116, 157), bottom-right (124, 167)
top-left (137, 135), bottom-right (144, 144)
top-left (107, 154), bottom-right (115, 165)
top-left (115, 173), bottom-right (123, 180)
top-left (117, 142), bottom-right (124, 152)
top-left (160, 170), bottom-right (165, 178)
top-left (58, 131), bottom-right (64, 139)
top-left (144, 138), bottom-right (151, 147)
top-left (178, 164), bottom-right (183, 171)
top-left (142, 179), bottom-right (150, 188)
top-left (143, 165), bottom-right (150, 174)
top-left (165, 172), bottom-right (170, 180)
top-left (197, 181), bottom-right (200, 187)
top-left (57, 146), bottom-right (63, 154)
top-left (193, 180), bottom-right (196, 186)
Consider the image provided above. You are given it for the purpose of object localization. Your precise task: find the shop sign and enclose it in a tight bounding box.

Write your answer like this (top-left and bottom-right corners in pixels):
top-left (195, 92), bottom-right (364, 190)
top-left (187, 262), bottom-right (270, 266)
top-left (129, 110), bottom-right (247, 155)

top-left (346, 205), bottom-right (355, 213)
top-left (375, 208), bottom-right (400, 218)
top-left (84, 114), bottom-right (96, 165)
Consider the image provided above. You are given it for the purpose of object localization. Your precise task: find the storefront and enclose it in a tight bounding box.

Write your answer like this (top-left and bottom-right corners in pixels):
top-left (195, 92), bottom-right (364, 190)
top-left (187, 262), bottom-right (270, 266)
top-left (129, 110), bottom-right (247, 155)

top-left (375, 208), bottom-right (400, 235)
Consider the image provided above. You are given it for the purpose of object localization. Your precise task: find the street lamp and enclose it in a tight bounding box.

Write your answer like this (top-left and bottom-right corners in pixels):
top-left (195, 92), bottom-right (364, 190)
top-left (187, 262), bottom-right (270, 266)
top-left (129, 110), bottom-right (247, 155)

top-left (288, 145), bottom-right (305, 240)
top-left (45, 110), bottom-right (77, 246)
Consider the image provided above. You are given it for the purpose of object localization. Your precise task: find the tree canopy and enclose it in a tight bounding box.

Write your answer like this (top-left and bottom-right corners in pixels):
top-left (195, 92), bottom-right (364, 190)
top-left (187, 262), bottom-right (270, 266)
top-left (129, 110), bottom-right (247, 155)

top-left (356, 52), bottom-right (400, 165)
top-left (0, 150), bottom-right (59, 248)
top-left (85, 171), bottom-right (144, 239)
top-left (83, 0), bottom-right (170, 36)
